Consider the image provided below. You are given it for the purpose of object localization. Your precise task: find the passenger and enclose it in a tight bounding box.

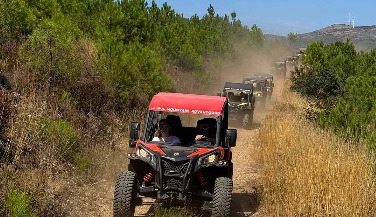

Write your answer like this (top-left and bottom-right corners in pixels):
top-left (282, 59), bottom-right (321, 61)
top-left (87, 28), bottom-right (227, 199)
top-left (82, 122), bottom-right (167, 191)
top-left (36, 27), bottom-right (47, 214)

top-left (194, 118), bottom-right (216, 145)
top-left (227, 92), bottom-right (235, 101)
top-left (265, 80), bottom-right (270, 88)
top-left (166, 115), bottom-right (183, 138)
top-left (152, 119), bottom-right (181, 145)
top-left (239, 92), bottom-right (246, 100)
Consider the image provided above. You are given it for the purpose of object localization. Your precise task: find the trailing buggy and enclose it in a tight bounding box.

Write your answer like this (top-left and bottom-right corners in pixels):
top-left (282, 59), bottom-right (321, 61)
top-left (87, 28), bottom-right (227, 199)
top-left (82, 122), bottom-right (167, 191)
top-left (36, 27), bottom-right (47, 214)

top-left (286, 55), bottom-right (299, 66)
top-left (113, 92), bottom-right (237, 217)
top-left (271, 61), bottom-right (287, 78)
top-left (220, 82), bottom-right (255, 129)
top-left (243, 73), bottom-right (274, 105)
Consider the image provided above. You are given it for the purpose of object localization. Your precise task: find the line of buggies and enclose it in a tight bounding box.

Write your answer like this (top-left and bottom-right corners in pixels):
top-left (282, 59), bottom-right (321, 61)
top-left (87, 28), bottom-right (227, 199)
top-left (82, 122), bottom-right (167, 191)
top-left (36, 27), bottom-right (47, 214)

top-left (113, 73), bottom-right (276, 216)
top-left (219, 73), bottom-right (274, 129)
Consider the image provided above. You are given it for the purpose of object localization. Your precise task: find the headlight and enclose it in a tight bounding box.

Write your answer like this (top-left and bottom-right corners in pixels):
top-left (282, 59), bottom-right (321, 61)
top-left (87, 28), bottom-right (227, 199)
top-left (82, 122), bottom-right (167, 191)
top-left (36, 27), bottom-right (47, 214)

top-left (196, 150), bottom-right (223, 167)
top-left (203, 153), bottom-right (217, 164)
top-left (136, 146), bottom-right (156, 166)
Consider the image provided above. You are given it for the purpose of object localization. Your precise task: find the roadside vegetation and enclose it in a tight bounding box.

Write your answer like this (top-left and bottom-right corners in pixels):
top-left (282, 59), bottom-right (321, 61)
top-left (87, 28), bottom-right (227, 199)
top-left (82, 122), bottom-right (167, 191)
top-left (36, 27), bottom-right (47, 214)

top-left (258, 81), bottom-right (376, 216)
top-left (257, 39), bottom-right (376, 216)
top-left (291, 40), bottom-right (376, 155)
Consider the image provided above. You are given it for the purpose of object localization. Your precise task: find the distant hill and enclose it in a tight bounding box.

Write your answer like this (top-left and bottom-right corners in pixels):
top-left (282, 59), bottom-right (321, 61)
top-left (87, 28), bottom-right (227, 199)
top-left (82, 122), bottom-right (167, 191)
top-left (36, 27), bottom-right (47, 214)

top-left (265, 24), bottom-right (376, 51)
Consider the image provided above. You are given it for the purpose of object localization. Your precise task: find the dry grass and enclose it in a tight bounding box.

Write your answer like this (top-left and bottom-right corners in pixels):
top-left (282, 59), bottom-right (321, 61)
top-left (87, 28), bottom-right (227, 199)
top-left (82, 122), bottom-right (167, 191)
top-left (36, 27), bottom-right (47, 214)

top-left (257, 81), bottom-right (376, 216)
top-left (0, 83), bottom-right (147, 215)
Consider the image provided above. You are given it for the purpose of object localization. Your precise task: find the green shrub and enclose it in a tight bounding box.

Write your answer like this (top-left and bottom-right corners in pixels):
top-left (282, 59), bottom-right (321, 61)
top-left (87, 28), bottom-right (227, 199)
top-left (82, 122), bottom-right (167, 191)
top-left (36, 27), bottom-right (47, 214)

top-left (290, 66), bottom-right (342, 109)
top-left (18, 14), bottom-right (83, 87)
top-left (74, 153), bottom-right (91, 172)
top-left (39, 117), bottom-right (78, 162)
top-left (5, 190), bottom-right (37, 217)
top-left (100, 41), bottom-right (173, 104)
top-left (52, 87), bottom-right (72, 104)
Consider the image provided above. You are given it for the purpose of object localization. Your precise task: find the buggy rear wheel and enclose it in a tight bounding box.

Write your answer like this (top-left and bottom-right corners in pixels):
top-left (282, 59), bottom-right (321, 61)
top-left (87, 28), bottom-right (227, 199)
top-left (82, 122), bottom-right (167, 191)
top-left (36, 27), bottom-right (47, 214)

top-left (211, 177), bottom-right (233, 217)
top-left (113, 171), bottom-right (137, 217)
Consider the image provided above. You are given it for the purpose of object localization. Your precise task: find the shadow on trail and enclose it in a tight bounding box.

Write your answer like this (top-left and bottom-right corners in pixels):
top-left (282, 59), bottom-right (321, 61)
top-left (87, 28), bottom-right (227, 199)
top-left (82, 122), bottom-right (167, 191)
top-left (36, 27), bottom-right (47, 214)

top-left (229, 121), bottom-right (261, 131)
top-left (134, 189), bottom-right (261, 217)
top-left (230, 191), bottom-right (260, 217)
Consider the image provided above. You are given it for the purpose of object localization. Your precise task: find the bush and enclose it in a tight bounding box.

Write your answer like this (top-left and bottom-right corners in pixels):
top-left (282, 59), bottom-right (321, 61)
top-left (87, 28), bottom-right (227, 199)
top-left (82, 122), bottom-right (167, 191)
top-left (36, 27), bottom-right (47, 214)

top-left (290, 66), bottom-right (342, 109)
top-left (39, 117), bottom-right (78, 163)
top-left (5, 190), bottom-right (37, 217)
top-left (100, 42), bottom-right (173, 107)
top-left (74, 153), bottom-right (91, 172)
top-left (18, 14), bottom-right (83, 88)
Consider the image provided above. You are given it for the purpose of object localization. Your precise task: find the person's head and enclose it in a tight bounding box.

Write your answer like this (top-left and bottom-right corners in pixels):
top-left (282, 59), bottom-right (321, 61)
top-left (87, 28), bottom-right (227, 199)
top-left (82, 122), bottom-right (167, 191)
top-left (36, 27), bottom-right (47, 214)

top-left (196, 118), bottom-right (216, 136)
top-left (197, 122), bottom-right (209, 135)
top-left (157, 119), bottom-right (170, 136)
top-left (227, 92), bottom-right (235, 101)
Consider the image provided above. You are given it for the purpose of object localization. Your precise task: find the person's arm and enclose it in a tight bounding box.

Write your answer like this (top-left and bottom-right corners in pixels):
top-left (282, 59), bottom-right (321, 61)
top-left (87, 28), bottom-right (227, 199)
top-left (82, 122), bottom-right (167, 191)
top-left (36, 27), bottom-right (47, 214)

top-left (195, 135), bottom-right (215, 144)
top-left (202, 135), bottom-right (216, 144)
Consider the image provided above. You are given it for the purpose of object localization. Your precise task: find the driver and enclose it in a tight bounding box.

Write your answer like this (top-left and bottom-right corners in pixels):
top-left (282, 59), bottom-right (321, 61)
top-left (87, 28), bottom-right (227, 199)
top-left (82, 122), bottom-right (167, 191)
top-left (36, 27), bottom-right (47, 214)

top-left (152, 119), bottom-right (181, 145)
top-left (194, 118), bottom-right (216, 144)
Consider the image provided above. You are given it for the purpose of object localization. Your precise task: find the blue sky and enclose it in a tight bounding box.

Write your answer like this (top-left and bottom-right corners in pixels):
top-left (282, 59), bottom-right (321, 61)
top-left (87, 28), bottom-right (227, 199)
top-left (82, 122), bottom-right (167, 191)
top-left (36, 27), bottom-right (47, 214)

top-left (146, 0), bottom-right (375, 36)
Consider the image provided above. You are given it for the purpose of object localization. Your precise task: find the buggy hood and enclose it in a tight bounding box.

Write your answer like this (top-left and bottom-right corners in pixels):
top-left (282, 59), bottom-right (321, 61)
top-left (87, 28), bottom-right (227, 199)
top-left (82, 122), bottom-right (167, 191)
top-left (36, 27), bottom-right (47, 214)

top-left (140, 142), bottom-right (223, 162)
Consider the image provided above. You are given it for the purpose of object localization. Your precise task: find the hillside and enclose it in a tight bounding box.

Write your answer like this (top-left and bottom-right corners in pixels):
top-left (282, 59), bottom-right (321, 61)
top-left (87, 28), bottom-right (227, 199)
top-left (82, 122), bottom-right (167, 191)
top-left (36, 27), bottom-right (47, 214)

top-left (266, 24), bottom-right (376, 51)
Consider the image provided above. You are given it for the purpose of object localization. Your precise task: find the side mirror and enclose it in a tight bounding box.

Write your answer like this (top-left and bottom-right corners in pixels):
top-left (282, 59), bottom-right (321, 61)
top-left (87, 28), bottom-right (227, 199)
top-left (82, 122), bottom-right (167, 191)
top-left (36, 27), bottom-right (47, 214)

top-left (129, 122), bottom-right (140, 148)
top-left (217, 93), bottom-right (222, 96)
top-left (225, 129), bottom-right (237, 147)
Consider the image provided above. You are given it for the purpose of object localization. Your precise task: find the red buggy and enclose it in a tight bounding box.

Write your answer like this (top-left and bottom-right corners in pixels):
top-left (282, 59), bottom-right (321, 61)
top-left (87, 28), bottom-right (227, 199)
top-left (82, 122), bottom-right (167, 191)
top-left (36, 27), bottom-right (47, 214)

top-left (113, 92), bottom-right (237, 217)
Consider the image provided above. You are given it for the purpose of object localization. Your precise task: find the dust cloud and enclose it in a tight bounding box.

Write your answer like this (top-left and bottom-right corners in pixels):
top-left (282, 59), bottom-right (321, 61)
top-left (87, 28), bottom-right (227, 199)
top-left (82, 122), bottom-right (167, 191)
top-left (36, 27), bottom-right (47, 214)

top-left (206, 43), bottom-right (288, 90)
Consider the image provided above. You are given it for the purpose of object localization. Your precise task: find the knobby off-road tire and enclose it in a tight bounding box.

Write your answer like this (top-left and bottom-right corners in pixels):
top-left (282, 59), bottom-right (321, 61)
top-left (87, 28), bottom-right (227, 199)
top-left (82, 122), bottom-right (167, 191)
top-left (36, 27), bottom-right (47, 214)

top-left (211, 177), bottom-right (233, 217)
top-left (113, 171), bottom-right (137, 217)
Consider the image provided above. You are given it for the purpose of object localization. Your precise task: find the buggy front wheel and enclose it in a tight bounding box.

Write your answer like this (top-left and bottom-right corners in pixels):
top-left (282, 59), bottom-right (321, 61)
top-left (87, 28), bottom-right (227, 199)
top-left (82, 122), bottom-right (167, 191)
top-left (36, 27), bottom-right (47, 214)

top-left (211, 177), bottom-right (233, 217)
top-left (113, 171), bottom-right (138, 217)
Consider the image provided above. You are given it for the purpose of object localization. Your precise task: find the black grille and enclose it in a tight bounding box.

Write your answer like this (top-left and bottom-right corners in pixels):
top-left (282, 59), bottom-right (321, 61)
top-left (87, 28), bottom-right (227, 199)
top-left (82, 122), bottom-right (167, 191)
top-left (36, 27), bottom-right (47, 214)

top-left (161, 159), bottom-right (190, 191)
top-left (161, 160), bottom-right (189, 176)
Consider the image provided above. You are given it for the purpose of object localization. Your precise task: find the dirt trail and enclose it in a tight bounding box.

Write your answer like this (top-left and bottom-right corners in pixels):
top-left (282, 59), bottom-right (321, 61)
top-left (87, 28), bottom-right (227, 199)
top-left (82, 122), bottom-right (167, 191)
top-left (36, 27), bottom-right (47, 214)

top-left (228, 125), bottom-right (263, 217)
top-left (65, 71), bottom-right (289, 217)
top-left (228, 70), bottom-right (288, 217)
